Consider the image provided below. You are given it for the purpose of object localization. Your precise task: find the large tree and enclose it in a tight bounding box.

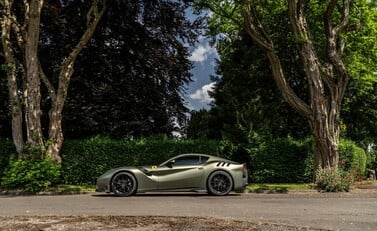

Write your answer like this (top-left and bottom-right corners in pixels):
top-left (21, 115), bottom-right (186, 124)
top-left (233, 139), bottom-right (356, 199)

top-left (0, 0), bottom-right (107, 162)
top-left (1, 0), bottom-right (202, 141)
top-left (196, 0), bottom-right (377, 170)
top-left (59, 0), bottom-right (201, 138)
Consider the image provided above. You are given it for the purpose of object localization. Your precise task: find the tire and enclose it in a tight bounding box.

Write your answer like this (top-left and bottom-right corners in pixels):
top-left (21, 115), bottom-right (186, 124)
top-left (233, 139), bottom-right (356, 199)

top-left (111, 172), bottom-right (137, 196)
top-left (207, 170), bottom-right (233, 196)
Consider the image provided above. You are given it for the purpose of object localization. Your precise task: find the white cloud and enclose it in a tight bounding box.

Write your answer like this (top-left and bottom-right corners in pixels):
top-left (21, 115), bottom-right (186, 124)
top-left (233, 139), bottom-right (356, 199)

top-left (189, 43), bottom-right (217, 63)
top-left (189, 82), bottom-right (215, 104)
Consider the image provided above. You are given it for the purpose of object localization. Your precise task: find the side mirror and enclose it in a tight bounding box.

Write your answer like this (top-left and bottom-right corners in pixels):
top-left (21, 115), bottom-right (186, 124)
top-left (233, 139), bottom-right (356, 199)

top-left (166, 159), bottom-right (175, 168)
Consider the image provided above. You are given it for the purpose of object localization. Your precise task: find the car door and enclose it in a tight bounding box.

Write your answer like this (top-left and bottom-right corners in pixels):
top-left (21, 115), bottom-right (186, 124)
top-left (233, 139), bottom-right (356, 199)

top-left (155, 155), bottom-right (205, 190)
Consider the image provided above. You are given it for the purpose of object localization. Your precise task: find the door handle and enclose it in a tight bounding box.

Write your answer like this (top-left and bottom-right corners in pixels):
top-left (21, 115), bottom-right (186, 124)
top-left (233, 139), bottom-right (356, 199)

top-left (198, 167), bottom-right (203, 170)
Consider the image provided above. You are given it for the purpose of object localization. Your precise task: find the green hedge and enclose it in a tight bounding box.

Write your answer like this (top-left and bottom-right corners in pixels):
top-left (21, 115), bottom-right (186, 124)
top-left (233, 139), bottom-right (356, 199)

top-left (61, 136), bottom-right (219, 185)
top-left (220, 137), bottom-right (368, 183)
top-left (250, 138), bottom-right (314, 183)
top-left (339, 139), bottom-right (367, 177)
top-left (1, 135), bottom-right (369, 187)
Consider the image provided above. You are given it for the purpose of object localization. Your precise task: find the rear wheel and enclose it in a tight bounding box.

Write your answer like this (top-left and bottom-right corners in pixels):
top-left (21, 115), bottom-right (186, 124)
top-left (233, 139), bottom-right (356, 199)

top-left (207, 171), bottom-right (233, 196)
top-left (111, 172), bottom-right (137, 196)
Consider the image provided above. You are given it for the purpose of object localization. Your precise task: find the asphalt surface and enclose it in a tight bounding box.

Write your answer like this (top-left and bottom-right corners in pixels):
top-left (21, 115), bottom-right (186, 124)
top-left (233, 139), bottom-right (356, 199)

top-left (1, 190), bottom-right (377, 231)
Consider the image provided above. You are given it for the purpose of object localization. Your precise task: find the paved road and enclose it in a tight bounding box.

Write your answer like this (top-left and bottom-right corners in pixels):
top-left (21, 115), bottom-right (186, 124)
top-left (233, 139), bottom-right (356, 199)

top-left (1, 190), bottom-right (377, 231)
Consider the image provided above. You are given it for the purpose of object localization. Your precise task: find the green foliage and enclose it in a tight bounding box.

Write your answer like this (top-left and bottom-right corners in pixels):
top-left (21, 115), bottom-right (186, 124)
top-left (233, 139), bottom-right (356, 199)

top-left (218, 137), bottom-right (368, 183)
top-left (1, 157), bottom-right (61, 193)
top-left (339, 140), bottom-right (367, 178)
top-left (205, 20), bottom-right (309, 142)
top-left (1, 1), bottom-right (202, 139)
top-left (0, 138), bottom-right (15, 181)
top-left (196, 0), bottom-right (377, 159)
top-left (187, 109), bottom-right (220, 139)
top-left (315, 167), bottom-right (354, 192)
top-left (218, 136), bottom-right (313, 183)
top-left (250, 138), bottom-right (314, 183)
top-left (61, 136), bottom-right (219, 185)
top-left (366, 148), bottom-right (377, 171)
top-left (59, 1), bottom-right (202, 138)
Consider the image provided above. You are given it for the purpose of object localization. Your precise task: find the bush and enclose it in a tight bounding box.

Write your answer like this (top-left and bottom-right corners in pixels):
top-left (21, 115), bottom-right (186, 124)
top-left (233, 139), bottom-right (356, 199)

top-left (339, 140), bottom-right (367, 178)
top-left (0, 138), bottom-right (15, 182)
top-left (366, 148), bottom-right (377, 172)
top-left (1, 157), bottom-right (61, 192)
top-left (61, 135), bottom-right (219, 185)
top-left (315, 167), bottom-right (354, 192)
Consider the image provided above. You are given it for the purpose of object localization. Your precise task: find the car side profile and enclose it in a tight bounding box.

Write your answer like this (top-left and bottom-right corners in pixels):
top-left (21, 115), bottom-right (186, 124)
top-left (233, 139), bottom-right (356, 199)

top-left (96, 153), bottom-right (248, 196)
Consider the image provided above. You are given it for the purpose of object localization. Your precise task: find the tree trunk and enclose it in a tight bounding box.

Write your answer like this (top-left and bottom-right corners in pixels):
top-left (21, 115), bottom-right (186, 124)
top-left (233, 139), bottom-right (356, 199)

top-left (45, 0), bottom-right (107, 163)
top-left (285, 0), bottom-right (348, 171)
top-left (309, 99), bottom-right (340, 170)
top-left (266, 50), bottom-right (340, 171)
top-left (47, 100), bottom-right (64, 163)
top-left (1, 1), bottom-right (25, 155)
top-left (24, 0), bottom-right (45, 151)
top-left (46, 66), bottom-right (73, 164)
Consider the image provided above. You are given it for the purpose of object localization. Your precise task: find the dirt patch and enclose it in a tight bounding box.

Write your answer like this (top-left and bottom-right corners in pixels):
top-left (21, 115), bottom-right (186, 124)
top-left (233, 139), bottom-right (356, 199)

top-left (0, 216), bottom-right (325, 231)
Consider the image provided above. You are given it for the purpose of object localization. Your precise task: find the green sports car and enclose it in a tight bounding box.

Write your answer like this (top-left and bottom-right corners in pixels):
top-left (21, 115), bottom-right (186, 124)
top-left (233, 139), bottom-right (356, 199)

top-left (96, 153), bottom-right (248, 196)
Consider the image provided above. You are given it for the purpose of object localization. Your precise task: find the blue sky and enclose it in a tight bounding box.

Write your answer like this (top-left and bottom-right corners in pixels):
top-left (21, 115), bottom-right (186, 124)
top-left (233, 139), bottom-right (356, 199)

top-left (184, 37), bottom-right (218, 111)
top-left (182, 8), bottom-right (219, 111)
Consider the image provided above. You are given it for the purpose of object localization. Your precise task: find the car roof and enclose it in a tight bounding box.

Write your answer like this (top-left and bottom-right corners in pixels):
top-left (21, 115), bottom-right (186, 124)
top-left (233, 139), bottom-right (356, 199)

top-left (174, 153), bottom-right (211, 157)
top-left (172, 153), bottom-right (214, 160)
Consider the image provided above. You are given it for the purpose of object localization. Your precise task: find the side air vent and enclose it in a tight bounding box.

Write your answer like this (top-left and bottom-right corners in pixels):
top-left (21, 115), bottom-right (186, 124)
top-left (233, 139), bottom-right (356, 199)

top-left (137, 167), bottom-right (152, 176)
top-left (216, 162), bottom-right (231, 167)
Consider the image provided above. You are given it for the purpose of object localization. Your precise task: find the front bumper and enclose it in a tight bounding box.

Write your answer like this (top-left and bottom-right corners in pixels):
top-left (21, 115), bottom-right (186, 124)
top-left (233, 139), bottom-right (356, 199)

top-left (96, 173), bottom-right (112, 193)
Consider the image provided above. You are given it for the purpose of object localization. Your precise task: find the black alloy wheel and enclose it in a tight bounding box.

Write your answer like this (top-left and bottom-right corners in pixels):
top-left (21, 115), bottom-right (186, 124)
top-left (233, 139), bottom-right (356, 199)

top-left (207, 170), bottom-right (233, 196)
top-left (111, 172), bottom-right (137, 196)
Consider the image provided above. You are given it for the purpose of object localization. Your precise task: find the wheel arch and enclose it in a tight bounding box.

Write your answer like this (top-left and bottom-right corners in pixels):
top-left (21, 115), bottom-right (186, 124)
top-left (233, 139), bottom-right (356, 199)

top-left (109, 170), bottom-right (138, 193)
top-left (206, 169), bottom-right (235, 190)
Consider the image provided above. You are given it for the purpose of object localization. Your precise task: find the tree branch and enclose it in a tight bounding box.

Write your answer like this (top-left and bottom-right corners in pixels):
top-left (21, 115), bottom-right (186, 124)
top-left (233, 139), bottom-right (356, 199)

top-left (203, 1), bottom-right (243, 29)
top-left (243, 1), bottom-right (311, 119)
top-left (62, 0), bottom-right (107, 71)
top-left (334, 0), bottom-right (351, 34)
top-left (22, 0), bottom-right (29, 35)
top-left (10, 15), bottom-right (25, 48)
top-left (243, 4), bottom-right (273, 52)
top-left (38, 60), bottom-right (56, 102)
top-left (323, 0), bottom-right (350, 92)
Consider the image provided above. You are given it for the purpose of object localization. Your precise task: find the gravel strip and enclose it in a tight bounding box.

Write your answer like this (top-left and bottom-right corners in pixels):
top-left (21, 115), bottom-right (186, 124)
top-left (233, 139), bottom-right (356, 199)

top-left (0, 216), bottom-right (329, 231)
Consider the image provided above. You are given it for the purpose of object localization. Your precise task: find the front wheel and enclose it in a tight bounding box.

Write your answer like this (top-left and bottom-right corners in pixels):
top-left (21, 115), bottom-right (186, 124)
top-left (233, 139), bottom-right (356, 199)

top-left (207, 171), bottom-right (233, 196)
top-left (111, 172), bottom-right (137, 196)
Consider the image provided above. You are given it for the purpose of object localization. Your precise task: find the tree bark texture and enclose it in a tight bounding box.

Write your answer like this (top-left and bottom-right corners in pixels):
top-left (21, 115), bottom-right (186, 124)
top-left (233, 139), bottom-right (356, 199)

top-left (1, 0), bottom-right (25, 155)
top-left (24, 0), bottom-right (44, 151)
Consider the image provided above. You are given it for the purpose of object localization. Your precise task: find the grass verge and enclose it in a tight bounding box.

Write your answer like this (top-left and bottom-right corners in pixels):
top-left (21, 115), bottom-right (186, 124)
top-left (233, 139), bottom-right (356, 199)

top-left (247, 183), bottom-right (313, 193)
top-left (44, 184), bottom-right (96, 194)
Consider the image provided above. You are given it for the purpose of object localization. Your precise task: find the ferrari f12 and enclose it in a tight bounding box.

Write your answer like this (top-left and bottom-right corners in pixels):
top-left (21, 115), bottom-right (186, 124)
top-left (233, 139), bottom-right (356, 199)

top-left (96, 153), bottom-right (248, 196)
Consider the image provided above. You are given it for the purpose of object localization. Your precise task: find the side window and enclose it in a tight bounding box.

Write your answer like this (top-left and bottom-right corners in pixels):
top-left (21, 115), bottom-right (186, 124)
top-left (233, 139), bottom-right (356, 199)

top-left (173, 156), bottom-right (200, 166)
top-left (199, 156), bottom-right (209, 164)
